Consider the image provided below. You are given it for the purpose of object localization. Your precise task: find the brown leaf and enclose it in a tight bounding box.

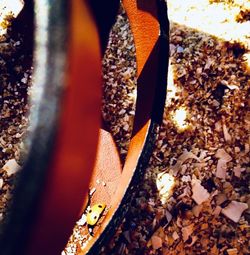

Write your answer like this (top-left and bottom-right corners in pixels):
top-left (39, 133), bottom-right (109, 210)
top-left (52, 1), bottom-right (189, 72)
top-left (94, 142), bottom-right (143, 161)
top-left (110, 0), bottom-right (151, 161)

top-left (151, 236), bottom-right (163, 250)
top-left (221, 201), bottom-right (248, 223)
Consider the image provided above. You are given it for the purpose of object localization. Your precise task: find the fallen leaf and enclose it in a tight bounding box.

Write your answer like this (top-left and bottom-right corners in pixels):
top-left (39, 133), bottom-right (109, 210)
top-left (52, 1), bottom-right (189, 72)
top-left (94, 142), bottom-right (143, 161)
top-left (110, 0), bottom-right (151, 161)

top-left (201, 223), bottom-right (208, 230)
top-left (211, 245), bottom-right (219, 255)
top-left (213, 205), bottom-right (222, 216)
top-left (151, 236), bottom-right (162, 250)
top-left (192, 204), bottom-right (203, 217)
top-left (242, 52), bottom-right (250, 75)
top-left (182, 223), bottom-right (194, 242)
top-left (216, 159), bottom-right (228, 179)
top-left (165, 210), bottom-right (173, 224)
top-left (172, 231), bottom-right (179, 240)
top-left (178, 151), bottom-right (200, 163)
top-left (215, 149), bottom-right (232, 162)
top-left (223, 124), bottom-right (232, 142)
top-left (233, 165), bottom-right (245, 178)
top-left (225, 84), bottom-right (239, 90)
top-left (3, 159), bottom-right (21, 177)
top-left (227, 248), bottom-right (238, 255)
top-left (192, 179), bottom-right (210, 205)
top-left (221, 201), bottom-right (248, 223)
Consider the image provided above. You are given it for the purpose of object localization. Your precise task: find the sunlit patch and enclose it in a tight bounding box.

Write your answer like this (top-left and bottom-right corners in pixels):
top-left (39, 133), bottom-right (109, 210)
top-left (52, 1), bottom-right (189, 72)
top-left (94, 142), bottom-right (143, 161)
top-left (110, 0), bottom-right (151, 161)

top-left (0, 0), bottom-right (24, 36)
top-left (172, 107), bottom-right (189, 131)
top-left (166, 64), bottom-right (179, 106)
top-left (168, 0), bottom-right (250, 47)
top-left (127, 88), bottom-right (137, 101)
top-left (156, 172), bottom-right (175, 204)
top-left (243, 53), bottom-right (250, 74)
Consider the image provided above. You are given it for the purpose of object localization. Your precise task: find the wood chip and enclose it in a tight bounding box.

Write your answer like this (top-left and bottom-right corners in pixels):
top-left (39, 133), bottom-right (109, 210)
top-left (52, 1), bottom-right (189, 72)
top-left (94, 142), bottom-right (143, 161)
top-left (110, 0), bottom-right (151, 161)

top-left (215, 149), bottom-right (232, 162)
top-left (192, 179), bottom-right (210, 205)
top-left (181, 223), bottom-right (194, 242)
top-left (227, 248), bottom-right (238, 255)
top-left (211, 245), bottom-right (219, 255)
top-left (3, 159), bottom-right (21, 176)
top-left (216, 159), bottom-right (228, 179)
top-left (225, 84), bottom-right (239, 90)
top-left (213, 206), bottom-right (222, 216)
top-left (172, 231), bottom-right (179, 240)
top-left (192, 204), bottom-right (203, 217)
top-left (151, 236), bottom-right (162, 250)
top-left (178, 151), bottom-right (200, 164)
top-left (222, 124), bottom-right (232, 142)
top-left (0, 179), bottom-right (3, 190)
top-left (221, 201), bottom-right (248, 223)
top-left (201, 223), bottom-right (208, 230)
top-left (233, 165), bottom-right (245, 178)
top-left (242, 53), bottom-right (250, 75)
top-left (165, 210), bottom-right (173, 224)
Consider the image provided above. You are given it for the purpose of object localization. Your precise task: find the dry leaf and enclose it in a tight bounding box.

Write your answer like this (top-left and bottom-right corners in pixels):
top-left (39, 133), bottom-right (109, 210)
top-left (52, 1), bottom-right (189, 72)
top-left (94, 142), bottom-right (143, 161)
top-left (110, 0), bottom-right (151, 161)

top-left (151, 236), bottom-right (163, 250)
top-left (242, 53), bottom-right (250, 75)
top-left (181, 223), bottom-right (194, 242)
top-left (211, 245), bottom-right (219, 255)
top-left (192, 204), bottom-right (203, 217)
top-left (172, 231), bottom-right (179, 240)
top-left (3, 159), bottom-right (21, 177)
top-left (221, 201), bottom-right (248, 223)
top-left (165, 210), bottom-right (173, 224)
top-left (223, 124), bottom-right (232, 142)
top-left (233, 165), bottom-right (245, 178)
top-left (192, 179), bottom-right (210, 205)
top-left (225, 84), bottom-right (239, 90)
top-left (244, 143), bottom-right (249, 155)
top-left (227, 248), bottom-right (238, 255)
top-left (216, 159), bottom-right (228, 179)
top-left (215, 149), bottom-right (232, 162)
top-left (215, 121), bottom-right (222, 132)
top-left (0, 179), bottom-right (3, 190)
top-left (213, 206), bottom-right (222, 216)
top-left (178, 151), bottom-right (200, 163)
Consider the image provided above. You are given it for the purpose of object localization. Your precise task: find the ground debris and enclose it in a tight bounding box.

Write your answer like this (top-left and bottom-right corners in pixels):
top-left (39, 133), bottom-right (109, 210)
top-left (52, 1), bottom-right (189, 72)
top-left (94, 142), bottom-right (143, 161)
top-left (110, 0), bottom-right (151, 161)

top-left (66, 0), bottom-right (250, 254)
top-left (221, 201), bottom-right (248, 223)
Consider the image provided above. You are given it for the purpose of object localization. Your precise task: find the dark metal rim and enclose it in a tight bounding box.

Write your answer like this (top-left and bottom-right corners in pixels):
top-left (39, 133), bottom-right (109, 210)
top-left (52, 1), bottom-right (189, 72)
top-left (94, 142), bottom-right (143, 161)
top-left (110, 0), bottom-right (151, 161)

top-left (0, 1), bottom-right (68, 254)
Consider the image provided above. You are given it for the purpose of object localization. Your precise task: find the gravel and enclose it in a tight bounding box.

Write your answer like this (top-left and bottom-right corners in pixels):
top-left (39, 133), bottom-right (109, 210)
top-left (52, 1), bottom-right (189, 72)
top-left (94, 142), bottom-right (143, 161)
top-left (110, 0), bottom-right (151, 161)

top-left (0, 10), bottom-right (32, 222)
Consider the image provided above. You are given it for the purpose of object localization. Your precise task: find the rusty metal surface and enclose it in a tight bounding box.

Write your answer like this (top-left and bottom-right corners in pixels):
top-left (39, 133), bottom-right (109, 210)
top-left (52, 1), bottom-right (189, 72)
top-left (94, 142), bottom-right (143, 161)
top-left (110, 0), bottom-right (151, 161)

top-left (82, 0), bottom-right (169, 254)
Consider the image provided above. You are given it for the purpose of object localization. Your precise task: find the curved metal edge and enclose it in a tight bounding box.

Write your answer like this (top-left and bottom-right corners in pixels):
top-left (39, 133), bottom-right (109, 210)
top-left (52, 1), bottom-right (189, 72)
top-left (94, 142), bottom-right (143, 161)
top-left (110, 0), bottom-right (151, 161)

top-left (0, 1), bottom-right (69, 254)
top-left (86, 121), bottom-right (158, 255)
top-left (152, 0), bottom-right (170, 124)
top-left (86, 1), bottom-right (170, 254)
